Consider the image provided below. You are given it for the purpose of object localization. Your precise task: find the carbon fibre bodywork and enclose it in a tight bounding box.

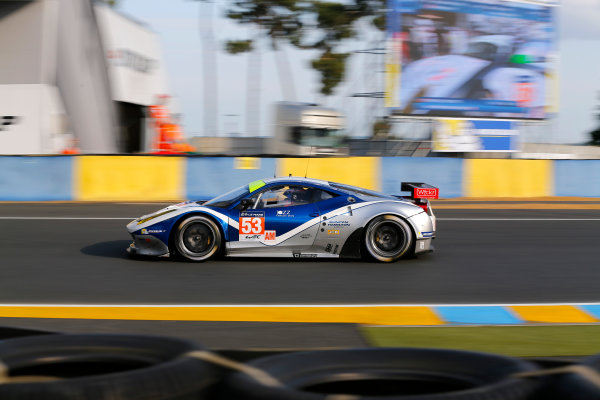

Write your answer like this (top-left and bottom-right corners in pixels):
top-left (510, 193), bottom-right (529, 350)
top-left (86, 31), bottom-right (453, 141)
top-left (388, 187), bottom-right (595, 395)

top-left (126, 177), bottom-right (436, 260)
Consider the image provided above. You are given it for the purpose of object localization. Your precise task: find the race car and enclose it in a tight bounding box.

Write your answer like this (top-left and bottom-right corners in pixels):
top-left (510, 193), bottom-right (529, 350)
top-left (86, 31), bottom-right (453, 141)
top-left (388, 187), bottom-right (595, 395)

top-left (126, 177), bottom-right (438, 263)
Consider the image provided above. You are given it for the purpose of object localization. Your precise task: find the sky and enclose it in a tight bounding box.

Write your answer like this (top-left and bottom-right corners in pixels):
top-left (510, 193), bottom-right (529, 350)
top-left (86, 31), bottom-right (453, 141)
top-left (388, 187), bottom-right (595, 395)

top-left (117, 0), bottom-right (600, 144)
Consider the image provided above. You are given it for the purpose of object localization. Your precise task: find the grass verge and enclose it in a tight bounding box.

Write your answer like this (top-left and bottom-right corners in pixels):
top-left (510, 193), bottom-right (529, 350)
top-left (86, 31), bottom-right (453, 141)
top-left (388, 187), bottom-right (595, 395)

top-left (360, 325), bottom-right (600, 357)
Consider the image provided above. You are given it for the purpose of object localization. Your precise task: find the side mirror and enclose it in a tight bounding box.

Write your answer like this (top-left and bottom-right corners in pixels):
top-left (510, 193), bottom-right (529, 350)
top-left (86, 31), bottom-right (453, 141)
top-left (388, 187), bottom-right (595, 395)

top-left (240, 198), bottom-right (253, 210)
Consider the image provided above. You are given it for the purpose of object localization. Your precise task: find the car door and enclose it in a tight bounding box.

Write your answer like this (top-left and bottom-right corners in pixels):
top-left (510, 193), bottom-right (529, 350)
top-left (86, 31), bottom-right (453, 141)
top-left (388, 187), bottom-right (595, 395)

top-left (312, 194), bottom-right (356, 256)
top-left (226, 184), bottom-right (323, 257)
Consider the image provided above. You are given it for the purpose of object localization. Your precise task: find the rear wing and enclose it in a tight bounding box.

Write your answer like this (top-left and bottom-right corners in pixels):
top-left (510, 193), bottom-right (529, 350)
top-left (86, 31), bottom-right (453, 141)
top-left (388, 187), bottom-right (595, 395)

top-left (401, 182), bottom-right (439, 200)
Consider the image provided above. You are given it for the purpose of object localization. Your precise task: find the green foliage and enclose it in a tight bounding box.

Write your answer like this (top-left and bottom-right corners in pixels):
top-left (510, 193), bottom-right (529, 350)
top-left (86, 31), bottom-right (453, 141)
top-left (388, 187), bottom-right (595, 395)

top-left (222, 0), bottom-right (385, 95)
top-left (225, 40), bottom-right (254, 54)
top-left (226, 0), bottom-right (305, 47)
top-left (311, 51), bottom-right (349, 95)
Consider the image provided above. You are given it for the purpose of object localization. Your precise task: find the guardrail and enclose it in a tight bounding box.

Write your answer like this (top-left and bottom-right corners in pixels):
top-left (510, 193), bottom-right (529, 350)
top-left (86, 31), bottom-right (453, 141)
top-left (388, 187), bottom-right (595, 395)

top-left (0, 155), bottom-right (598, 201)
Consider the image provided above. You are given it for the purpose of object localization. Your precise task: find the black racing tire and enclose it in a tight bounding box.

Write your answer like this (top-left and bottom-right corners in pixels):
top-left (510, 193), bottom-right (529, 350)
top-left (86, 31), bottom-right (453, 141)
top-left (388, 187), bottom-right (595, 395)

top-left (538, 353), bottom-right (600, 400)
top-left (0, 333), bottom-right (220, 400)
top-left (363, 215), bottom-right (413, 262)
top-left (0, 326), bottom-right (55, 340)
top-left (221, 348), bottom-right (540, 400)
top-left (174, 215), bottom-right (222, 262)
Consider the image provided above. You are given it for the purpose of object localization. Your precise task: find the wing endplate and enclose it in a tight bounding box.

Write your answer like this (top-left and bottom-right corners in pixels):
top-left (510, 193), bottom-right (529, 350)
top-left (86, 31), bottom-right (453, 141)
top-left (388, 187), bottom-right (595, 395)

top-left (401, 182), bottom-right (439, 200)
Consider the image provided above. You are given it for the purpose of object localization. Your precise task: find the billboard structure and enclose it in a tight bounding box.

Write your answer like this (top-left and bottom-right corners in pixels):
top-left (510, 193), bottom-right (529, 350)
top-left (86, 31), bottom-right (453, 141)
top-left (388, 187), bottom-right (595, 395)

top-left (432, 119), bottom-right (519, 152)
top-left (385, 0), bottom-right (558, 121)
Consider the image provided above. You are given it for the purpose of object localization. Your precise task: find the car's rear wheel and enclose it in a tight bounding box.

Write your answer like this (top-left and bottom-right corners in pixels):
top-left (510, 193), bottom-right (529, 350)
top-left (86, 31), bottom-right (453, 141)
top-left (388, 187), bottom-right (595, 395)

top-left (174, 215), bottom-right (221, 262)
top-left (363, 215), bottom-right (413, 262)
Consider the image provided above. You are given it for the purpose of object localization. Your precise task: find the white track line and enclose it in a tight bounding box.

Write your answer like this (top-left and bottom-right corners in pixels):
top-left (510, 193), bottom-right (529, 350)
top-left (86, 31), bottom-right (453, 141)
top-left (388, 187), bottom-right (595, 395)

top-left (0, 217), bottom-right (133, 220)
top-left (0, 302), bottom-right (599, 307)
top-left (438, 218), bottom-right (600, 221)
top-left (1, 217), bottom-right (599, 221)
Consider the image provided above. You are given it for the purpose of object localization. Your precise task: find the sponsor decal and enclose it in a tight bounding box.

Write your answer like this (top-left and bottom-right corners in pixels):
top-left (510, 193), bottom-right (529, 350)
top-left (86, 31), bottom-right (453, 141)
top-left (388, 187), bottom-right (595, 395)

top-left (107, 48), bottom-right (157, 73)
top-left (234, 157), bottom-right (261, 170)
top-left (300, 233), bottom-right (312, 239)
top-left (327, 221), bottom-right (350, 227)
top-left (293, 252), bottom-right (318, 258)
top-left (141, 228), bottom-right (165, 235)
top-left (276, 210), bottom-right (294, 217)
top-left (0, 116), bottom-right (20, 132)
top-left (414, 187), bottom-right (439, 200)
top-left (241, 234), bottom-right (262, 241)
top-left (264, 230), bottom-right (276, 241)
top-left (325, 244), bottom-right (332, 253)
top-left (420, 241), bottom-right (425, 250)
top-left (239, 211), bottom-right (265, 239)
top-left (327, 229), bottom-right (340, 235)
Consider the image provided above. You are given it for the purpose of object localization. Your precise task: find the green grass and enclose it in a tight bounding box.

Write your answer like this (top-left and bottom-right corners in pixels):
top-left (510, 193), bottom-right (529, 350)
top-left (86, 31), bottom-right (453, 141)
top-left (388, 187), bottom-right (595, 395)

top-left (361, 325), bottom-right (600, 357)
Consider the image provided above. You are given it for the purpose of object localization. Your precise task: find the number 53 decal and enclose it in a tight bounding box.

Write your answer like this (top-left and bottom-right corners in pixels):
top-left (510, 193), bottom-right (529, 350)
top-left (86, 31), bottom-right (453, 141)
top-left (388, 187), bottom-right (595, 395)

top-left (239, 211), bottom-right (265, 235)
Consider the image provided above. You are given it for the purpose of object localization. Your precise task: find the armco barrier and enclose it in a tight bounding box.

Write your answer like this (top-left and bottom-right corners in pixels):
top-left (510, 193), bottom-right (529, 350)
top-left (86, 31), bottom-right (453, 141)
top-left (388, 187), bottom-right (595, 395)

top-left (0, 156), bottom-right (73, 201)
top-left (554, 160), bottom-right (600, 197)
top-left (464, 159), bottom-right (553, 197)
top-left (2, 156), bottom-right (600, 201)
top-left (381, 157), bottom-right (463, 198)
top-left (75, 156), bottom-right (185, 201)
top-left (278, 157), bottom-right (379, 191)
top-left (187, 157), bottom-right (277, 200)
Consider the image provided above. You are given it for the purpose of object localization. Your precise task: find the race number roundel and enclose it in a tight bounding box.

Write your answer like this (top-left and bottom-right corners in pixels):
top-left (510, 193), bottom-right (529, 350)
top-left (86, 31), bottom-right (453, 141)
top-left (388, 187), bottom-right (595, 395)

top-left (239, 211), bottom-right (265, 235)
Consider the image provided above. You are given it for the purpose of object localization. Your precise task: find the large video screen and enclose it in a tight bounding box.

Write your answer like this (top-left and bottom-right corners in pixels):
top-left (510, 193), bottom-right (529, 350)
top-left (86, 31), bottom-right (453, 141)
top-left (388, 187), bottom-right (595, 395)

top-left (385, 0), bottom-right (557, 119)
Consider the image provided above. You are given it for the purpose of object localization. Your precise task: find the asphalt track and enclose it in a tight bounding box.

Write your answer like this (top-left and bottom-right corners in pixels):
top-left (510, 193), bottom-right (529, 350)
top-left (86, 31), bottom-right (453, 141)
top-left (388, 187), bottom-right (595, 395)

top-left (0, 203), bottom-right (598, 347)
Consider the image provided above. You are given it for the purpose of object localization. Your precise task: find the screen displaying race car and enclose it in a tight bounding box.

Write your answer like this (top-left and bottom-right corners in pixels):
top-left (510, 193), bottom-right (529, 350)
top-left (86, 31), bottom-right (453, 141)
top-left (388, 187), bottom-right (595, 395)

top-left (386, 0), bottom-right (557, 119)
top-left (127, 177), bottom-right (438, 263)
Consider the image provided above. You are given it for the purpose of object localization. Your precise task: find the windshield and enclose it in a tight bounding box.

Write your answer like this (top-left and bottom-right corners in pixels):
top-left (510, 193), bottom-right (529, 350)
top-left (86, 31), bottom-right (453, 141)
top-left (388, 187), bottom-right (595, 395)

top-left (291, 127), bottom-right (345, 148)
top-left (202, 184), bottom-right (249, 208)
top-left (329, 182), bottom-right (393, 200)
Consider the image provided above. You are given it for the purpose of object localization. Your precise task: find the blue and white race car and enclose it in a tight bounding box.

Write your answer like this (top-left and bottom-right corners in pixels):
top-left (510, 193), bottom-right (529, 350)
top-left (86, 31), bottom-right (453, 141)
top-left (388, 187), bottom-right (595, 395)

top-left (127, 177), bottom-right (438, 263)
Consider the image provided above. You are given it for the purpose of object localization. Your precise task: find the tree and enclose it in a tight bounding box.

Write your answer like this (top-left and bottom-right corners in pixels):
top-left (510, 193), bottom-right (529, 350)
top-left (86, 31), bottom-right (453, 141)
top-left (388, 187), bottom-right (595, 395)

top-left (98, 0), bottom-right (118, 7)
top-left (223, 0), bottom-right (385, 96)
top-left (590, 91), bottom-right (600, 145)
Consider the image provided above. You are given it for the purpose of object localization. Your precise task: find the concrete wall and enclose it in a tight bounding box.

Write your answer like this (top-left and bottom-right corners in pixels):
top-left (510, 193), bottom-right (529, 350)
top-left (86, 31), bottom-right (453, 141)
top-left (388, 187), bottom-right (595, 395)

top-left (0, 156), bottom-right (72, 200)
top-left (56, 0), bottom-right (118, 153)
top-left (0, 0), bottom-right (118, 154)
top-left (0, 1), bottom-right (44, 84)
top-left (1, 156), bottom-right (598, 201)
top-left (554, 160), bottom-right (600, 197)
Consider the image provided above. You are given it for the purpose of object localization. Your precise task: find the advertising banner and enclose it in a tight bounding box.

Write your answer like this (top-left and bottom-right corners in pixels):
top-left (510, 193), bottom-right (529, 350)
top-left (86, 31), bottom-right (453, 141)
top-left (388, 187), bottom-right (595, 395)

top-left (432, 119), bottom-right (519, 152)
top-left (385, 0), bottom-right (558, 119)
top-left (95, 5), bottom-right (169, 106)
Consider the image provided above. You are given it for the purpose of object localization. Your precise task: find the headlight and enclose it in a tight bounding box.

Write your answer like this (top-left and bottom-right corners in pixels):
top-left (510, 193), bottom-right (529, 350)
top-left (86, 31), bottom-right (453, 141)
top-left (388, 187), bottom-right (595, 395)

top-left (136, 209), bottom-right (176, 225)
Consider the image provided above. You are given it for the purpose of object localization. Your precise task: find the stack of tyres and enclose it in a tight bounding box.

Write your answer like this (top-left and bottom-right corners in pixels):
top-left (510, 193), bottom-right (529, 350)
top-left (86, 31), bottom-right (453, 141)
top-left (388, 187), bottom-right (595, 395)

top-left (0, 334), bottom-right (221, 400)
top-left (0, 326), bottom-right (54, 340)
top-left (532, 353), bottom-right (600, 400)
top-left (219, 348), bottom-right (542, 400)
top-left (2, 332), bottom-right (600, 400)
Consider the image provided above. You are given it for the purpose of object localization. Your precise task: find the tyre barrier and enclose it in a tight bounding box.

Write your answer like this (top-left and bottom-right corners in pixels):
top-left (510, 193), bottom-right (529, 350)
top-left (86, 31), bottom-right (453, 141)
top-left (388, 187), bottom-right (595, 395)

top-left (0, 326), bottom-right (55, 341)
top-left (519, 356), bottom-right (600, 400)
top-left (0, 333), bottom-right (221, 400)
top-left (1, 330), bottom-right (600, 400)
top-left (219, 348), bottom-right (541, 400)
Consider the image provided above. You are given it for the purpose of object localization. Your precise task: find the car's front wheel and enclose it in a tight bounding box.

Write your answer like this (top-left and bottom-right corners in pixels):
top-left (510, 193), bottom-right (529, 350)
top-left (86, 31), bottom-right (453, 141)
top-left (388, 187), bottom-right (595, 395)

top-left (363, 215), bottom-right (413, 262)
top-left (174, 215), bottom-right (222, 262)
